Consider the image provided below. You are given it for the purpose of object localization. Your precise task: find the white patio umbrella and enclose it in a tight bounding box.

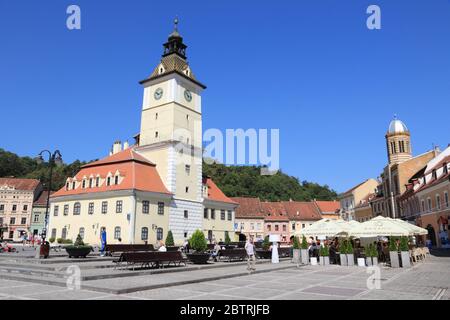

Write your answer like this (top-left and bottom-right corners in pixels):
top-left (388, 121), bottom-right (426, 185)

top-left (388, 218), bottom-right (428, 236)
top-left (349, 216), bottom-right (412, 237)
top-left (299, 219), bottom-right (352, 238)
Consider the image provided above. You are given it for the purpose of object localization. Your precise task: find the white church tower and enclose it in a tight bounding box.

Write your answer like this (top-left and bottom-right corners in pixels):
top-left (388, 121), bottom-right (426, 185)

top-left (136, 19), bottom-right (206, 242)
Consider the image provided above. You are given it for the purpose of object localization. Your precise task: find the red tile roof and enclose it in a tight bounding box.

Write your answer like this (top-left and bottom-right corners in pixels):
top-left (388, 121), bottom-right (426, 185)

top-left (0, 178), bottom-right (41, 191)
top-left (231, 197), bottom-right (265, 218)
top-left (261, 202), bottom-right (289, 221)
top-left (204, 178), bottom-right (238, 205)
top-left (51, 148), bottom-right (170, 198)
top-left (34, 191), bottom-right (55, 206)
top-left (314, 200), bottom-right (340, 213)
top-left (282, 201), bottom-right (322, 221)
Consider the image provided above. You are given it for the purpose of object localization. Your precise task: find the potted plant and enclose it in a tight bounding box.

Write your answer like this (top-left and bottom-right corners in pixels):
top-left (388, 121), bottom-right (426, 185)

top-left (256, 236), bottom-right (272, 259)
top-left (292, 236), bottom-right (301, 264)
top-left (339, 240), bottom-right (348, 266)
top-left (320, 246), bottom-right (330, 266)
top-left (300, 235), bottom-right (309, 265)
top-left (366, 244), bottom-right (379, 266)
top-left (165, 230), bottom-right (178, 251)
top-left (224, 232), bottom-right (231, 245)
top-left (346, 240), bottom-right (355, 266)
top-left (186, 229), bottom-right (210, 264)
top-left (65, 235), bottom-right (92, 258)
top-left (399, 236), bottom-right (411, 268)
top-left (389, 237), bottom-right (400, 268)
top-left (48, 237), bottom-right (55, 244)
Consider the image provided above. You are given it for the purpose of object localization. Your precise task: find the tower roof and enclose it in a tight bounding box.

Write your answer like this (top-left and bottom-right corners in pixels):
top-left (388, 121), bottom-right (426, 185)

top-left (388, 116), bottom-right (409, 134)
top-left (139, 18), bottom-right (206, 89)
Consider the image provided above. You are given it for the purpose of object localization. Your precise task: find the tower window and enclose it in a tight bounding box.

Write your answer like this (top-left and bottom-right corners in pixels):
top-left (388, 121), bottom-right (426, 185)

top-left (185, 165), bottom-right (190, 175)
top-left (184, 210), bottom-right (188, 219)
top-left (155, 113), bottom-right (158, 120)
top-left (160, 68), bottom-right (163, 74)
top-left (185, 187), bottom-right (189, 193)
top-left (155, 132), bottom-right (159, 138)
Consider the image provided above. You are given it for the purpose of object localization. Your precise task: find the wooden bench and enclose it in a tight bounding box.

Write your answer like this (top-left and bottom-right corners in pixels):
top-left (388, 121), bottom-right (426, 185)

top-left (106, 244), bottom-right (154, 257)
top-left (218, 249), bottom-right (247, 262)
top-left (113, 251), bottom-right (187, 270)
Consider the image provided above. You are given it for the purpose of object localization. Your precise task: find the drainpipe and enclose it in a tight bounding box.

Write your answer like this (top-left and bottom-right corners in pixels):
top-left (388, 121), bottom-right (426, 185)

top-left (388, 165), bottom-right (397, 219)
top-left (129, 192), bottom-right (137, 244)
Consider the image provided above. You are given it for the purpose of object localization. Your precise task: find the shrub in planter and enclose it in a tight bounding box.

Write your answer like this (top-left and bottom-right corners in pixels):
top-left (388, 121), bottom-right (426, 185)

top-left (165, 230), bottom-right (175, 247)
top-left (346, 240), bottom-right (355, 266)
top-left (225, 233), bottom-right (231, 245)
top-left (65, 235), bottom-right (92, 258)
top-left (187, 229), bottom-right (210, 264)
top-left (389, 237), bottom-right (400, 268)
top-left (300, 235), bottom-right (309, 264)
top-left (292, 236), bottom-right (301, 263)
top-left (365, 244), bottom-right (375, 266)
top-left (319, 246), bottom-right (330, 265)
top-left (57, 238), bottom-right (63, 244)
top-left (48, 238), bottom-right (55, 244)
top-left (262, 236), bottom-right (271, 251)
top-left (399, 236), bottom-right (411, 268)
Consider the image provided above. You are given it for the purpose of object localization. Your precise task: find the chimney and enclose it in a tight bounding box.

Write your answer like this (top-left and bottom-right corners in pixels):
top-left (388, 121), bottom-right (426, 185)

top-left (123, 141), bottom-right (129, 150)
top-left (112, 141), bottom-right (122, 155)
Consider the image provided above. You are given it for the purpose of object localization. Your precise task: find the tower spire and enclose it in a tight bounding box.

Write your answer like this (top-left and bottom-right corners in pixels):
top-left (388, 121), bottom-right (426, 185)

top-left (163, 17), bottom-right (187, 59)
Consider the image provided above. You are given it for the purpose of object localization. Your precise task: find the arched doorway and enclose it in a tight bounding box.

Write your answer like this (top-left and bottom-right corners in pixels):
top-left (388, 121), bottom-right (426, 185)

top-left (426, 224), bottom-right (437, 246)
top-left (239, 234), bottom-right (247, 242)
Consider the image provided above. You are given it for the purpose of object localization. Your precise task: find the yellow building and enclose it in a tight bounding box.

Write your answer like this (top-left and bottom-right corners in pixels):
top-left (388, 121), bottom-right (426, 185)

top-left (49, 20), bottom-right (237, 245)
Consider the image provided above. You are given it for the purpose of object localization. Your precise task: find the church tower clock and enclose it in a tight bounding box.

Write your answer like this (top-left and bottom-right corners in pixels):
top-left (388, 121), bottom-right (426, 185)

top-left (137, 19), bottom-right (206, 242)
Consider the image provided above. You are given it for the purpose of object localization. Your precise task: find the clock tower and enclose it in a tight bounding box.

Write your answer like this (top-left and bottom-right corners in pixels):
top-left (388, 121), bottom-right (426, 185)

top-left (137, 19), bottom-right (206, 242)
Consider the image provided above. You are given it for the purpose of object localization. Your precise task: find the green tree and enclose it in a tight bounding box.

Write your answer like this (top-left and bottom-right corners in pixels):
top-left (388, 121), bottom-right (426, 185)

top-left (165, 230), bottom-right (174, 247)
top-left (189, 230), bottom-right (207, 253)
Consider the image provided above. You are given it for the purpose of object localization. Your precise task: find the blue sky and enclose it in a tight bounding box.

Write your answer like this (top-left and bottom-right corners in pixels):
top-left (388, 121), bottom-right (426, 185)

top-left (1, 0), bottom-right (449, 193)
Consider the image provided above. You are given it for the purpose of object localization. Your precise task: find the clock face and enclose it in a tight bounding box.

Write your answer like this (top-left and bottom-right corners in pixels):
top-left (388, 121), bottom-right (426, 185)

top-left (154, 88), bottom-right (163, 100)
top-left (184, 89), bottom-right (192, 102)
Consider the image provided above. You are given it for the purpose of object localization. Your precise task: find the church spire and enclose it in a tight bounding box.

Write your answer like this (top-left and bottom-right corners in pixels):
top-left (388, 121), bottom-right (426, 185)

top-left (163, 17), bottom-right (187, 59)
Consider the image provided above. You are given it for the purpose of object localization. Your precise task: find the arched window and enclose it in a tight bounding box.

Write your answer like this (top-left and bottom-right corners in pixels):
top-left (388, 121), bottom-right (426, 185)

top-left (73, 202), bottom-right (81, 215)
top-left (114, 227), bottom-right (121, 240)
top-left (157, 228), bottom-right (163, 241)
top-left (114, 175), bottom-right (119, 185)
top-left (141, 227), bottom-right (148, 241)
top-left (107, 177), bottom-right (111, 186)
top-left (79, 227), bottom-right (85, 239)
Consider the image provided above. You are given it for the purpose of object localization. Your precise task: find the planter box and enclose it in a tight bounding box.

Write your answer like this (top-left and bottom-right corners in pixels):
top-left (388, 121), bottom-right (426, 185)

top-left (323, 256), bottom-right (330, 265)
top-left (347, 254), bottom-right (355, 266)
top-left (186, 253), bottom-right (210, 264)
top-left (357, 258), bottom-right (366, 267)
top-left (65, 246), bottom-right (92, 258)
top-left (301, 249), bottom-right (309, 265)
top-left (340, 254), bottom-right (347, 266)
top-left (390, 251), bottom-right (400, 268)
top-left (292, 249), bottom-right (301, 264)
top-left (310, 257), bottom-right (318, 266)
top-left (400, 251), bottom-right (411, 268)
top-left (166, 246), bottom-right (180, 252)
top-left (319, 256), bottom-right (324, 265)
top-left (366, 257), bottom-right (373, 267)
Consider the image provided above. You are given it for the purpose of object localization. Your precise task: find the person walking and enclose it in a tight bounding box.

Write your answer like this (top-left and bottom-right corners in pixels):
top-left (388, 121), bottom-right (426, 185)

top-left (245, 237), bottom-right (256, 273)
top-left (99, 227), bottom-right (107, 257)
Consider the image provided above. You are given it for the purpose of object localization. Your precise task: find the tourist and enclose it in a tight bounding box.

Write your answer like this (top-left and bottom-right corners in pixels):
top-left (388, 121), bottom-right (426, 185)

top-left (182, 239), bottom-right (189, 253)
top-left (100, 227), bottom-right (107, 257)
top-left (245, 238), bottom-right (256, 272)
top-left (158, 241), bottom-right (167, 252)
top-left (211, 242), bottom-right (221, 262)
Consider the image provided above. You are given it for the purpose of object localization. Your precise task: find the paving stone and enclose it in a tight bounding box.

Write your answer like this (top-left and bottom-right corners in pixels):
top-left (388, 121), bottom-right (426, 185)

top-left (218, 287), bottom-right (285, 299)
top-left (124, 288), bottom-right (201, 300)
top-left (301, 285), bottom-right (365, 297)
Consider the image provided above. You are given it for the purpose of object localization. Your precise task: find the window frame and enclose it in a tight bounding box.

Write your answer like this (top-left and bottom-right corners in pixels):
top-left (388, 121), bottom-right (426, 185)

top-left (116, 200), bottom-right (123, 213)
top-left (101, 201), bottom-right (108, 214)
top-left (142, 201), bottom-right (150, 214)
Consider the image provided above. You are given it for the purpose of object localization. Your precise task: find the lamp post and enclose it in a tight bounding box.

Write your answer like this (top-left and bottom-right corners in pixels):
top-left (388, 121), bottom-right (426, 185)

top-left (35, 150), bottom-right (63, 258)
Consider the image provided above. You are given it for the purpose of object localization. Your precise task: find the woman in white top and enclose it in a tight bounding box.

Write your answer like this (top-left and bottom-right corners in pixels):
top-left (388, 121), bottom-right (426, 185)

top-left (158, 241), bottom-right (167, 252)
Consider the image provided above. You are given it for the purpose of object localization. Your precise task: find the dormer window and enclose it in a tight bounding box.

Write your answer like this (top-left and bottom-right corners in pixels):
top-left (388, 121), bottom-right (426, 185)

top-left (72, 182), bottom-right (76, 190)
top-left (432, 170), bottom-right (437, 180)
top-left (89, 178), bottom-right (93, 188)
top-left (114, 176), bottom-right (119, 185)
top-left (82, 180), bottom-right (86, 189)
top-left (444, 164), bottom-right (448, 175)
top-left (96, 177), bottom-right (100, 187)
top-left (107, 177), bottom-right (111, 186)
top-left (66, 182), bottom-right (69, 190)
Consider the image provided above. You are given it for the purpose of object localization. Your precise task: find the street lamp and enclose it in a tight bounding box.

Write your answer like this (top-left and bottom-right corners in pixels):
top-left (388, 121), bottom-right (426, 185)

top-left (34, 150), bottom-right (63, 255)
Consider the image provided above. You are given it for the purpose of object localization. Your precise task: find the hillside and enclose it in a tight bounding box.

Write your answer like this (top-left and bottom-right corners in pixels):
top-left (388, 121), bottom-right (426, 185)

top-left (0, 148), bottom-right (338, 200)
